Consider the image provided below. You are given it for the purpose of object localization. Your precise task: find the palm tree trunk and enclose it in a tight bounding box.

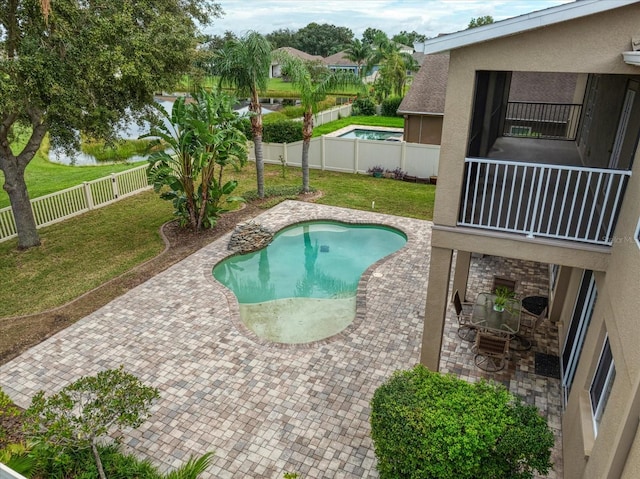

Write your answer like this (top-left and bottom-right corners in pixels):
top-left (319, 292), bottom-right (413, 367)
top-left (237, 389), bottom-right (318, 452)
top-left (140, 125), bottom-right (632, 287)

top-left (301, 111), bottom-right (314, 193)
top-left (250, 95), bottom-right (265, 198)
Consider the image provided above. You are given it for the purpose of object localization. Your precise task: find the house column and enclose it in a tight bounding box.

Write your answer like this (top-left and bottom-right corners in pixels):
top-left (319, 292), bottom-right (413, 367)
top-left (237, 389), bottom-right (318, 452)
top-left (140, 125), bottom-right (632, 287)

top-left (420, 246), bottom-right (453, 370)
top-left (452, 250), bottom-right (472, 302)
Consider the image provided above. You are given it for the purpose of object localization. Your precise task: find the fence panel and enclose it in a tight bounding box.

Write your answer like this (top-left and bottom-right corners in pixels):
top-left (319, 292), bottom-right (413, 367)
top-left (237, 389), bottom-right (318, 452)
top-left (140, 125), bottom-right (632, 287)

top-left (323, 138), bottom-right (357, 172)
top-left (405, 144), bottom-right (440, 178)
top-left (31, 185), bottom-right (88, 227)
top-left (0, 164), bottom-right (151, 243)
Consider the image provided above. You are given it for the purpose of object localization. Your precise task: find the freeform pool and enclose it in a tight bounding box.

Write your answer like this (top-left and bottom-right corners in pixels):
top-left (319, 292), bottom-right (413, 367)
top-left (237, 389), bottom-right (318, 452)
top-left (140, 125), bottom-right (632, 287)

top-left (213, 221), bottom-right (407, 343)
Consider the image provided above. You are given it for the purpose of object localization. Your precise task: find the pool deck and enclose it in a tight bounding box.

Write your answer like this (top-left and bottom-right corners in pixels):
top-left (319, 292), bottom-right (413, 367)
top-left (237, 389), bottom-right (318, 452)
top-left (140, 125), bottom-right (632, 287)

top-left (0, 201), bottom-right (562, 478)
top-left (324, 125), bottom-right (404, 137)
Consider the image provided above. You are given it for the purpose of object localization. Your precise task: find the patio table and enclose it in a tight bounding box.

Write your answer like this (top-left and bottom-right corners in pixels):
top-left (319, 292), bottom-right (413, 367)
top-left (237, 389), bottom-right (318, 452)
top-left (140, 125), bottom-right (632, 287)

top-left (470, 292), bottom-right (522, 337)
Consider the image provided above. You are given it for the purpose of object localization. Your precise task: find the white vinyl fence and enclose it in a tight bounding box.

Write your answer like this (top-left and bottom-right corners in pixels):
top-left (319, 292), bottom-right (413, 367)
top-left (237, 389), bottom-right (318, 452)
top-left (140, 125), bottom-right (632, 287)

top-left (0, 459), bottom-right (29, 479)
top-left (0, 164), bottom-right (151, 243)
top-left (252, 136), bottom-right (440, 179)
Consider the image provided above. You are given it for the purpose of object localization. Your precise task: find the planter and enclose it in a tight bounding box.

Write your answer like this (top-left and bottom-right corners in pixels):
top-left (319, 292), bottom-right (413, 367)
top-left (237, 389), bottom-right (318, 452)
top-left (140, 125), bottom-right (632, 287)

top-left (372, 171), bottom-right (383, 178)
top-left (430, 176), bottom-right (438, 185)
top-left (493, 304), bottom-right (505, 312)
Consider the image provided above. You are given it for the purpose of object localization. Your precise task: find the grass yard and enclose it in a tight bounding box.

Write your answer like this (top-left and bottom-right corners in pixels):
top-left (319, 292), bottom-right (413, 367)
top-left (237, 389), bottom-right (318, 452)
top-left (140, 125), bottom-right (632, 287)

top-left (0, 163), bottom-right (434, 318)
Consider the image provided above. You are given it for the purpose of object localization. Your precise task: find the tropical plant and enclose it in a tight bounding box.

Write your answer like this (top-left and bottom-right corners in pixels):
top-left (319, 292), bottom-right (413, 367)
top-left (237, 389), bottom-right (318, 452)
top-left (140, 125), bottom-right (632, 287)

top-left (214, 31), bottom-right (272, 198)
top-left (164, 451), bottom-right (215, 479)
top-left (351, 96), bottom-right (376, 116)
top-left (468, 16), bottom-right (495, 28)
top-left (0, 0), bottom-right (221, 249)
top-left (23, 366), bottom-right (160, 479)
top-left (145, 88), bottom-right (248, 231)
top-left (272, 52), bottom-right (364, 192)
top-left (494, 286), bottom-right (516, 311)
top-left (367, 34), bottom-right (419, 99)
top-left (371, 365), bottom-right (554, 479)
top-left (344, 39), bottom-right (373, 78)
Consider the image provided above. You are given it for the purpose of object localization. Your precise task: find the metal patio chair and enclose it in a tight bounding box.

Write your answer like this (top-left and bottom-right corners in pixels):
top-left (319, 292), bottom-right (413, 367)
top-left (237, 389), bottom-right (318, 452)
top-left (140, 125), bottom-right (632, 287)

top-left (453, 289), bottom-right (476, 342)
top-left (510, 305), bottom-right (548, 351)
top-left (473, 331), bottom-right (510, 372)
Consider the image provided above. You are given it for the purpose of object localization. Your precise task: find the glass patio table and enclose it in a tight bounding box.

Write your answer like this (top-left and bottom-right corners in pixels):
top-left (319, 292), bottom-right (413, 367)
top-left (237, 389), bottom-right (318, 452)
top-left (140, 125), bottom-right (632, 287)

top-left (470, 292), bottom-right (522, 337)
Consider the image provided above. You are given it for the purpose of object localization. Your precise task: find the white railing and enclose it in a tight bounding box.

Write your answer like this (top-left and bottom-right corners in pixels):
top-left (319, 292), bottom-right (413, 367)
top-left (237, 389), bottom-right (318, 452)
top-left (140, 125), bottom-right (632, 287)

top-left (0, 164), bottom-right (151, 243)
top-left (459, 158), bottom-right (631, 246)
top-left (251, 136), bottom-right (440, 179)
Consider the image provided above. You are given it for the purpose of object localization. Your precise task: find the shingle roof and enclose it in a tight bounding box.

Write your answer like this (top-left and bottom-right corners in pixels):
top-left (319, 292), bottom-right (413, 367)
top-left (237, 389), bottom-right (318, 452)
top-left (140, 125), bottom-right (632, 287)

top-left (273, 47), bottom-right (323, 62)
top-left (323, 51), bottom-right (355, 66)
top-left (397, 53), bottom-right (449, 115)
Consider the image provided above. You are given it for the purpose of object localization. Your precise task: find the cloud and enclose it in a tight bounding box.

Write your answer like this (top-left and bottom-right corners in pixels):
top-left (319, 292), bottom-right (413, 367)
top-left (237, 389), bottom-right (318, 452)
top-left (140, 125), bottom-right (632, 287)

top-left (207, 0), bottom-right (572, 39)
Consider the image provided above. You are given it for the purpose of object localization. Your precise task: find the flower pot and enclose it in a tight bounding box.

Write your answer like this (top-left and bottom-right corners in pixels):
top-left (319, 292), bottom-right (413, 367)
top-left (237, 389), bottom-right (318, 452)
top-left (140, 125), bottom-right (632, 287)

top-left (373, 171), bottom-right (383, 178)
top-left (493, 304), bottom-right (505, 312)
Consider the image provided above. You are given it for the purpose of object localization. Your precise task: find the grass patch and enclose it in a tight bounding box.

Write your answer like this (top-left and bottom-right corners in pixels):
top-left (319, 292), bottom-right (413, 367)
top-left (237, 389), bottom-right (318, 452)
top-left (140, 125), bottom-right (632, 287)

top-left (0, 191), bottom-right (171, 317)
top-left (0, 132), bottom-right (144, 209)
top-left (312, 116), bottom-right (404, 137)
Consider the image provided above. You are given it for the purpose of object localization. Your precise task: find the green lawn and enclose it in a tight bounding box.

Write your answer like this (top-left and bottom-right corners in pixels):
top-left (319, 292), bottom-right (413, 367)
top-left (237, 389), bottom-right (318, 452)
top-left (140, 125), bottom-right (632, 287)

top-left (0, 163), bottom-right (434, 317)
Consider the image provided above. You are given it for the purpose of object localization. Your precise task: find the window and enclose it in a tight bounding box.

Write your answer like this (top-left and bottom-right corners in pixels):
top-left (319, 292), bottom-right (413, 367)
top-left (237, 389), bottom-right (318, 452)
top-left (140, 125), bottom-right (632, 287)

top-left (590, 336), bottom-right (615, 435)
top-left (562, 270), bottom-right (597, 406)
top-left (635, 216), bottom-right (640, 250)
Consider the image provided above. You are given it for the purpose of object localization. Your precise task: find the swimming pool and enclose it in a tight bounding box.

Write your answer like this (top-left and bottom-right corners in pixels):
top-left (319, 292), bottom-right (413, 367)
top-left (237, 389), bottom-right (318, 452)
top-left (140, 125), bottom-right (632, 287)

top-left (338, 129), bottom-right (403, 141)
top-left (213, 221), bottom-right (407, 344)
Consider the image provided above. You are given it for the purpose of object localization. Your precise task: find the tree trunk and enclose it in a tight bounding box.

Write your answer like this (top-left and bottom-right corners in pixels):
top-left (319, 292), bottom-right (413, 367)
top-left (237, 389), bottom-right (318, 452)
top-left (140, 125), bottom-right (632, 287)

top-left (2, 165), bottom-right (40, 249)
top-left (301, 111), bottom-right (314, 193)
top-left (0, 110), bottom-right (48, 249)
top-left (253, 134), bottom-right (265, 198)
top-left (91, 442), bottom-right (107, 479)
top-left (250, 94), bottom-right (264, 198)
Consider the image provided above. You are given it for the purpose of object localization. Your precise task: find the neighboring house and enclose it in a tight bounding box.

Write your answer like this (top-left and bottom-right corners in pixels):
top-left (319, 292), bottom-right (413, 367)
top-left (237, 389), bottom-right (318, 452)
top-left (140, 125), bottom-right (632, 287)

top-left (324, 51), bottom-right (359, 75)
top-left (270, 47), bottom-right (323, 78)
top-left (417, 1), bottom-right (640, 478)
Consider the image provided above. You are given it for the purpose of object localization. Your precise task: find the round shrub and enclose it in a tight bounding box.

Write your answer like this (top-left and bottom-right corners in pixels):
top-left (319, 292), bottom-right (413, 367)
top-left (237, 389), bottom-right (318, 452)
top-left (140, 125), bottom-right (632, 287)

top-left (370, 365), bottom-right (553, 479)
top-left (381, 96), bottom-right (404, 117)
top-left (351, 96), bottom-right (376, 116)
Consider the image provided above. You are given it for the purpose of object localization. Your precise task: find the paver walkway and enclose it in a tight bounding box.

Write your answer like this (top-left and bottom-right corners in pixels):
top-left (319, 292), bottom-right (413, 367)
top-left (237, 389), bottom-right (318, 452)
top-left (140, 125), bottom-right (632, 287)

top-left (0, 201), bottom-right (563, 478)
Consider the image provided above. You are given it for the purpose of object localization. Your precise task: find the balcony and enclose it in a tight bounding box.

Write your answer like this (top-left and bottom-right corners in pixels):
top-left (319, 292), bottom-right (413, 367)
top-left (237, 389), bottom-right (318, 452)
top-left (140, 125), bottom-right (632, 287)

top-left (459, 155), bottom-right (631, 246)
top-left (503, 101), bottom-right (583, 141)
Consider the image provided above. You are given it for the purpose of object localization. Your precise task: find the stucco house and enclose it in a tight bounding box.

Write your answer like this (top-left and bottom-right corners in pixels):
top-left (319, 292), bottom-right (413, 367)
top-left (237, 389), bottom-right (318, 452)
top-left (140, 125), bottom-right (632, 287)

top-left (417, 0), bottom-right (640, 478)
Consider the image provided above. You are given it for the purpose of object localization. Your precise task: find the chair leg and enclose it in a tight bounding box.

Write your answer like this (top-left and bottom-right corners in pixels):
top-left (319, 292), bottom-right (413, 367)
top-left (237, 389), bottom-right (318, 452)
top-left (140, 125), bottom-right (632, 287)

top-left (509, 334), bottom-right (532, 351)
top-left (458, 325), bottom-right (477, 342)
top-left (474, 353), bottom-right (506, 372)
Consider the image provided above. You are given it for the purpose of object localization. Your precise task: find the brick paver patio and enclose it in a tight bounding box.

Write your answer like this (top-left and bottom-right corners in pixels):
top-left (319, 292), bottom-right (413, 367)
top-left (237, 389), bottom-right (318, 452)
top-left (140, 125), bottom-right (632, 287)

top-left (0, 201), bottom-right (562, 478)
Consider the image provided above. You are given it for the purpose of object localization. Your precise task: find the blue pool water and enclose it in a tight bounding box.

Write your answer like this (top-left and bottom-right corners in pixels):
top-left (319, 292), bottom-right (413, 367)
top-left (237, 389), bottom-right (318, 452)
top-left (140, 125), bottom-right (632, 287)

top-left (338, 129), bottom-right (403, 141)
top-left (212, 221), bottom-right (407, 343)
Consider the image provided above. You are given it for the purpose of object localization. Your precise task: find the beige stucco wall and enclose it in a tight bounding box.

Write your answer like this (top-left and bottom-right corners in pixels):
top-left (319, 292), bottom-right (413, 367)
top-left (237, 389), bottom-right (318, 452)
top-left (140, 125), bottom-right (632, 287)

top-left (435, 3), bottom-right (640, 229)
top-left (428, 4), bottom-right (640, 478)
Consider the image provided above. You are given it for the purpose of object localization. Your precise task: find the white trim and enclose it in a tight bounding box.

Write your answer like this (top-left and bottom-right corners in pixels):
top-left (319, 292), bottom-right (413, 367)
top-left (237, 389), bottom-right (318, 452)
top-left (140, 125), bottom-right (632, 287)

top-left (589, 335), bottom-right (615, 435)
top-left (419, 0), bottom-right (640, 54)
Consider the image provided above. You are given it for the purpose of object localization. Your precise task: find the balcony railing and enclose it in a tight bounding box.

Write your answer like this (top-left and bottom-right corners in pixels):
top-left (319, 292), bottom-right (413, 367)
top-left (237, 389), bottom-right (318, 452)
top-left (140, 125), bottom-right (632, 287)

top-left (459, 158), bottom-right (631, 246)
top-left (503, 102), bottom-right (583, 140)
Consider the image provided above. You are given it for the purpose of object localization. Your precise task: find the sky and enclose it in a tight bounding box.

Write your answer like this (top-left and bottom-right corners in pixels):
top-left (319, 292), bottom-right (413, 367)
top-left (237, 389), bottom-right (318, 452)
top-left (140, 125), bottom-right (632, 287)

top-left (206, 0), bottom-right (574, 40)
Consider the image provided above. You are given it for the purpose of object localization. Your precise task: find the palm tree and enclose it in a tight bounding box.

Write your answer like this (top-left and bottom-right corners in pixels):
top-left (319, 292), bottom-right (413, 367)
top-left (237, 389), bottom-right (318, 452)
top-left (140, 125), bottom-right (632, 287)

top-left (367, 34), bottom-right (418, 98)
top-left (274, 52), bottom-right (363, 192)
top-left (344, 39), bottom-right (372, 79)
top-left (214, 31), bottom-right (272, 198)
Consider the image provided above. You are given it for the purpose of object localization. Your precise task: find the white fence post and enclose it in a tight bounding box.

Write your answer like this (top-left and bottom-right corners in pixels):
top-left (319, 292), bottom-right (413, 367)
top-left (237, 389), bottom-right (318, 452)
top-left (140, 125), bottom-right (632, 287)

top-left (111, 173), bottom-right (119, 199)
top-left (83, 181), bottom-right (94, 210)
top-left (321, 136), bottom-right (326, 170)
top-left (400, 141), bottom-right (407, 172)
top-left (353, 138), bottom-right (359, 173)
top-left (283, 143), bottom-right (288, 165)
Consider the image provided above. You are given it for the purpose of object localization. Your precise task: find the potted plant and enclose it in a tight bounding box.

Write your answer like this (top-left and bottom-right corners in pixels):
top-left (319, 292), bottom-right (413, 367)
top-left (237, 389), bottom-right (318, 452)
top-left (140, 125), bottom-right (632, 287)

top-left (493, 286), bottom-right (515, 312)
top-left (367, 165), bottom-right (385, 178)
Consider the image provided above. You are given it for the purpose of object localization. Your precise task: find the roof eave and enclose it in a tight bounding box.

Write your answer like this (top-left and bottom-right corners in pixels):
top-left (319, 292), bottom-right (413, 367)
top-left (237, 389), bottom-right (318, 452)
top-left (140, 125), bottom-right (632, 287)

top-left (421, 0), bottom-right (640, 54)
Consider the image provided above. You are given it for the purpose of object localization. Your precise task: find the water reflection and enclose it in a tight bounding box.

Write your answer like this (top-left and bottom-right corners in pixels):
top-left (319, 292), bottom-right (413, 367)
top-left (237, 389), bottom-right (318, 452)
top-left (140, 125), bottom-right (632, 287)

top-left (49, 99), bottom-right (175, 166)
